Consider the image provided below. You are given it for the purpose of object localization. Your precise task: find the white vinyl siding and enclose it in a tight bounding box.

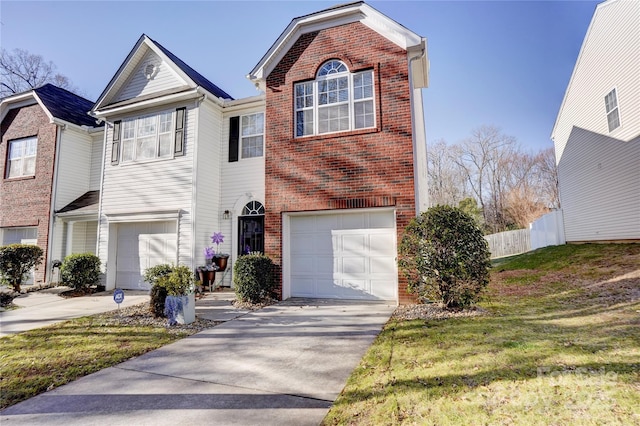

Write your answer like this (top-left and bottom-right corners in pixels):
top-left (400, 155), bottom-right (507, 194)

top-left (89, 132), bottom-right (104, 189)
top-left (54, 128), bottom-right (92, 210)
top-left (558, 131), bottom-right (640, 241)
top-left (193, 100), bottom-right (224, 270)
top-left (552, 0), bottom-right (640, 163)
top-left (70, 221), bottom-right (98, 254)
top-left (221, 102), bottom-right (266, 273)
top-left (98, 105), bottom-right (196, 286)
top-left (6, 136), bottom-right (37, 178)
top-left (112, 50), bottom-right (187, 104)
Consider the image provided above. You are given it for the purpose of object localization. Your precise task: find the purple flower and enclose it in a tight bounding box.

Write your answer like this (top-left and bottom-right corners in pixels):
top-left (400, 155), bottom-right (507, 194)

top-left (211, 232), bottom-right (224, 246)
top-left (203, 247), bottom-right (215, 260)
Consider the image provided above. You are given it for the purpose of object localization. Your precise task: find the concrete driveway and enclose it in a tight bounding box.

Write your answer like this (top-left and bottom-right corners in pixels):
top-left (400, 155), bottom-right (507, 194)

top-left (1, 298), bottom-right (396, 425)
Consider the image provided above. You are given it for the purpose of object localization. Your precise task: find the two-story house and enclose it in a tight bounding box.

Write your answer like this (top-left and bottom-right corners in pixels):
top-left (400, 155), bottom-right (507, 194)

top-left (1, 84), bottom-right (104, 285)
top-left (89, 1), bottom-right (429, 304)
top-left (551, 0), bottom-right (640, 242)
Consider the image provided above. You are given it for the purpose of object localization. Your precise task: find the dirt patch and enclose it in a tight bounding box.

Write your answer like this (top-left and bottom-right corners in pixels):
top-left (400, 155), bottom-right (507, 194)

top-left (59, 287), bottom-right (102, 298)
top-left (392, 303), bottom-right (489, 321)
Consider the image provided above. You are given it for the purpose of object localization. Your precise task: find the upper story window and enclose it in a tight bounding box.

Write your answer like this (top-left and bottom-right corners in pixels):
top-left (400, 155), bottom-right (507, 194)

top-left (6, 136), bottom-right (37, 178)
top-left (605, 88), bottom-right (620, 132)
top-left (241, 113), bottom-right (264, 159)
top-left (111, 107), bottom-right (185, 165)
top-left (295, 60), bottom-right (375, 137)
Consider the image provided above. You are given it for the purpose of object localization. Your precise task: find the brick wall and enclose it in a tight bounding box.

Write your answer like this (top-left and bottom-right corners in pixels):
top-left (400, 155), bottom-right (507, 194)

top-left (1, 104), bottom-right (57, 284)
top-left (264, 22), bottom-right (417, 303)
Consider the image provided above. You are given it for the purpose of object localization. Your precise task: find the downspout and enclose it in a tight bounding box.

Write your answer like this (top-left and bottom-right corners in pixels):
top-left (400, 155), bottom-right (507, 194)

top-left (408, 47), bottom-right (427, 216)
top-left (93, 115), bottom-right (109, 288)
top-left (46, 124), bottom-right (65, 284)
top-left (191, 93), bottom-right (206, 272)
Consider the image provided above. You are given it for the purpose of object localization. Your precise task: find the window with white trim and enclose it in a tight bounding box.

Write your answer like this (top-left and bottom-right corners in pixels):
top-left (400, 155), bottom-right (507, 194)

top-left (295, 60), bottom-right (375, 137)
top-left (241, 113), bottom-right (264, 158)
top-left (605, 89), bottom-right (620, 132)
top-left (120, 111), bottom-right (174, 163)
top-left (6, 136), bottom-right (37, 178)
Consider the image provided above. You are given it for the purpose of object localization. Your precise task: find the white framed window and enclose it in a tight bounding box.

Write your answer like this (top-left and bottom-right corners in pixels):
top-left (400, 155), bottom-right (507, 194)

top-left (605, 88), bottom-right (620, 132)
top-left (241, 113), bottom-right (264, 158)
top-left (295, 60), bottom-right (375, 137)
top-left (120, 111), bottom-right (174, 163)
top-left (6, 136), bottom-right (37, 178)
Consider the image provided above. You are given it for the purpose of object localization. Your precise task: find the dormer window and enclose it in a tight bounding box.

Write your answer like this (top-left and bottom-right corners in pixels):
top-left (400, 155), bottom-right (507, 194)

top-left (295, 60), bottom-right (375, 137)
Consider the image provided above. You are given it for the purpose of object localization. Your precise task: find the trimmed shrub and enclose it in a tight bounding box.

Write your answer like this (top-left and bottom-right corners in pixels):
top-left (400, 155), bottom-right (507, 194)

top-left (60, 253), bottom-right (101, 290)
top-left (0, 244), bottom-right (44, 292)
top-left (144, 264), bottom-right (175, 317)
top-left (398, 205), bottom-right (491, 309)
top-left (233, 254), bottom-right (277, 303)
top-left (157, 265), bottom-right (195, 297)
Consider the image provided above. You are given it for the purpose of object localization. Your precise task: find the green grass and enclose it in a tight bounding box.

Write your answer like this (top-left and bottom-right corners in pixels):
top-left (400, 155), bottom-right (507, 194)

top-left (324, 244), bottom-right (640, 425)
top-left (0, 314), bottom-right (194, 410)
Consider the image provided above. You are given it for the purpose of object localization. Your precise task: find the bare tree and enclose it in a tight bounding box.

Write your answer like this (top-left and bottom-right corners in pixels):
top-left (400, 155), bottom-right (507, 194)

top-left (0, 48), bottom-right (76, 97)
top-left (427, 139), bottom-right (468, 206)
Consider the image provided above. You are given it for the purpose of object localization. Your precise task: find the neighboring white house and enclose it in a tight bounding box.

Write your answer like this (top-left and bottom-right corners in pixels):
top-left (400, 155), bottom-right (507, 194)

top-left (90, 34), bottom-right (265, 290)
top-left (551, 0), bottom-right (640, 242)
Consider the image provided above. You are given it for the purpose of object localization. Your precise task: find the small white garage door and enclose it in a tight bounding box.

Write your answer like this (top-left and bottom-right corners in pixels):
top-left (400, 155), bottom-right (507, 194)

top-left (116, 221), bottom-right (177, 290)
top-left (289, 210), bottom-right (397, 301)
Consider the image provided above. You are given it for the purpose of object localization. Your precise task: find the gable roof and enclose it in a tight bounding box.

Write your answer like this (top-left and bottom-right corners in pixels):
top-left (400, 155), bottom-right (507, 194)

top-left (248, 1), bottom-right (428, 90)
top-left (93, 34), bottom-right (232, 115)
top-left (0, 83), bottom-right (101, 129)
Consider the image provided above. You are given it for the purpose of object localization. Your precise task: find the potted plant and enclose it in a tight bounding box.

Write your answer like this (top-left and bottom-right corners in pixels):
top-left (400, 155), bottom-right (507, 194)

top-left (158, 265), bottom-right (196, 325)
top-left (211, 232), bottom-right (230, 271)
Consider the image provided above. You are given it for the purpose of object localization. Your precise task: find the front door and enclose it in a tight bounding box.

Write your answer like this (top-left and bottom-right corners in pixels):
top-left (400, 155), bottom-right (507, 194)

top-left (238, 216), bottom-right (264, 255)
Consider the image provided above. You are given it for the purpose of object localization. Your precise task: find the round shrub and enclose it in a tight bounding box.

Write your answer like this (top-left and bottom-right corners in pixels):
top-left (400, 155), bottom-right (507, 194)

top-left (157, 265), bottom-right (194, 296)
top-left (0, 244), bottom-right (44, 292)
top-left (233, 254), bottom-right (277, 303)
top-left (398, 205), bottom-right (491, 309)
top-left (60, 253), bottom-right (101, 290)
top-left (143, 264), bottom-right (174, 287)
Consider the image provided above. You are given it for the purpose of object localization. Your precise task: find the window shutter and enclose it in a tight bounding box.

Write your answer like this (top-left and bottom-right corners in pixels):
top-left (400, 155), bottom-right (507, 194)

top-left (111, 120), bottom-right (121, 165)
top-left (229, 116), bottom-right (239, 162)
top-left (174, 107), bottom-right (186, 156)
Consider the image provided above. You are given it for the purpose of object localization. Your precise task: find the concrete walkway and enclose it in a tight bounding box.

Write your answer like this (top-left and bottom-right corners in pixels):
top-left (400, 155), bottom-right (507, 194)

top-left (1, 290), bottom-right (396, 425)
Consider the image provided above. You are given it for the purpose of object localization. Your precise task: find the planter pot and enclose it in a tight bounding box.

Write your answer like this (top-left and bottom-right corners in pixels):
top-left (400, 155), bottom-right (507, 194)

top-left (198, 269), bottom-right (216, 290)
top-left (164, 293), bottom-right (195, 325)
top-left (214, 255), bottom-right (229, 272)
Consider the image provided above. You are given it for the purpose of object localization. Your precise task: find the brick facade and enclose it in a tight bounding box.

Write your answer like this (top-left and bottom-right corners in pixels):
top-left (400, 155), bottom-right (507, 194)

top-left (264, 22), bottom-right (417, 303)
top-left (1, 104), bottom-right (58, 284)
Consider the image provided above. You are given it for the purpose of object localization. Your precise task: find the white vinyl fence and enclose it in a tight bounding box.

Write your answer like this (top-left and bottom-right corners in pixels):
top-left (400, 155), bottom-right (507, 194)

top-left (484, 229), bottom-right (531, 259)
top-left (530, 210), bottom-right (565, 250)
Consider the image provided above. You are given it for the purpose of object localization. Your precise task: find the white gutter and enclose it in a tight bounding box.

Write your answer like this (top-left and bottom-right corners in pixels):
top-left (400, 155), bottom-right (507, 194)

top-left (408, 46), bottom-right (427, 216)
top-left (46, 124), bottom-right (65, 284)
top-left (92, 89), bottom-right (200, 119)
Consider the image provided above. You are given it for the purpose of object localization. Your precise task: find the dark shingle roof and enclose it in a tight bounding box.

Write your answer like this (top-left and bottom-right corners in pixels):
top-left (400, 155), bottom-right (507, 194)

top-left (148, 36), bottom-right (234, 101)
top-left (56, 190), bottom-right (100, 214)
top-left (34, 84), bottom-right (101, 128)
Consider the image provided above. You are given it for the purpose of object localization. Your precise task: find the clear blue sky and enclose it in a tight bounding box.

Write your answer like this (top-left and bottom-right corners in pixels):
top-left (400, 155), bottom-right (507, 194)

top-left (0, 1), bottom-right (599, 151)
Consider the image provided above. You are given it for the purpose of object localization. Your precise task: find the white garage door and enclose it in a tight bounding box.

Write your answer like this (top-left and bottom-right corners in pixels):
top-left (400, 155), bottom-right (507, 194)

top-left (289, 210), bottom-right (397, 301)
top-left (116, 221), bottom-right (177, 290)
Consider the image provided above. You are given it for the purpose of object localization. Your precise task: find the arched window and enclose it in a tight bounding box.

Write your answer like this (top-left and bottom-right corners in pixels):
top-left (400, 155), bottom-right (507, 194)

top-left (295, 60), bottom-right (375, 137)
top-left (239, 201), bottom-right (264, 255)
top-left (242, 201), bottom-right (265, 216)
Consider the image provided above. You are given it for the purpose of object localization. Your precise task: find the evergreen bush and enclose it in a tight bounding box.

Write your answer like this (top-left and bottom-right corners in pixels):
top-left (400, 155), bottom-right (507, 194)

top-left (233, 254), bottom-right (277, 303)
top-left (60, 253), bottom-right (101, 290)
top-left (398, 205), bottom-right (491, 309)
top-left (0, 244), bottom-right (44, 292)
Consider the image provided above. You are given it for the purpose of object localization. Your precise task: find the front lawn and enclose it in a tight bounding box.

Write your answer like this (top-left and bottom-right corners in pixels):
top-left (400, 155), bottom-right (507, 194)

top-left (323, 244), bottom-right (640, 425)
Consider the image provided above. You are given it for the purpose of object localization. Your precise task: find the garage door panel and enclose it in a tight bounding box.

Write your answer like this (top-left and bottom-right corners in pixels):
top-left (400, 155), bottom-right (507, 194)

top-left (116, 221), bottom-right (177, 290)
top-left (289, 211), bottom-right (397, 301)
